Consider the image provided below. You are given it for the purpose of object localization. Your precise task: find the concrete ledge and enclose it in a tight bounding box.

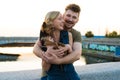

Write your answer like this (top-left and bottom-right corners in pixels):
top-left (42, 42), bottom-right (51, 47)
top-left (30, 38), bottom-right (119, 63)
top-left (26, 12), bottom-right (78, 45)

top-left (0, 62), bottom-right (120, 80)
top-left (76, 62), bottom-right (120, 80)
top-left (0, 69), bottom-right (41, 80)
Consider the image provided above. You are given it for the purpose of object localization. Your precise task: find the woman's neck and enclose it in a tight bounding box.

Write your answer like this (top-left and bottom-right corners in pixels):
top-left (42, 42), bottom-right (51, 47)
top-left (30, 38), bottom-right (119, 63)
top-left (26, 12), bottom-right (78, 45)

top-left (53, 30), bottom-right (60, 42)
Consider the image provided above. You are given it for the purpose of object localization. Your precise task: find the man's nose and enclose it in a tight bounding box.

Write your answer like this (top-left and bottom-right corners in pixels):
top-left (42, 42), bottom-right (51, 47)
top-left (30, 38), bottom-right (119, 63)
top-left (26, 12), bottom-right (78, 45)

top-left (68, 17), bottom-right (73, 21)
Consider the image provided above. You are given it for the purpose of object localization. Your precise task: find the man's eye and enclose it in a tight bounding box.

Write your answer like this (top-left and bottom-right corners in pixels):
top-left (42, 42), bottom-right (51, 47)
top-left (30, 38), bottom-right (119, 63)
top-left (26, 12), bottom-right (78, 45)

top-left (67, 14), bottom-right (71, 17)
top-left (73, 16), bottom-right (77, 19)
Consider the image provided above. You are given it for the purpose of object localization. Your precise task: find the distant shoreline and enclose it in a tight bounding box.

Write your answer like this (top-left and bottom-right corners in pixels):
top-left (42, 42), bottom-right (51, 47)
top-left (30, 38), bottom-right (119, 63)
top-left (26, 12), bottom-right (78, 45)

top-left (0, 38), bottom-right (120, 47)
top-left (0, 53), bottom-right (20, 61)
top-left (0, 42), bottom-right (35, 47)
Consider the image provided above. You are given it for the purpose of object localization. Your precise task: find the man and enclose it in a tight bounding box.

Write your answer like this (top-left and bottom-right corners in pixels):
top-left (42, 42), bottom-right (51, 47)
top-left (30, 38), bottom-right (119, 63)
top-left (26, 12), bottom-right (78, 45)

top-left (33, 3), bottom-right (82, 65)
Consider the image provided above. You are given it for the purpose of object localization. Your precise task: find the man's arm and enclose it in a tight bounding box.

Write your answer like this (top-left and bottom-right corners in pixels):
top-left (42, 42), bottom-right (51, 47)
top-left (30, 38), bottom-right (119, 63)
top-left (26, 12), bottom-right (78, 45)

top-left (59, 42), bottom-right (82, 64)
top-left (33, 39), bottom-right (65, 59)
top-left (33, 39), bottom-right (43, 58)
top-left (43, 42), bottom-right (82, 64)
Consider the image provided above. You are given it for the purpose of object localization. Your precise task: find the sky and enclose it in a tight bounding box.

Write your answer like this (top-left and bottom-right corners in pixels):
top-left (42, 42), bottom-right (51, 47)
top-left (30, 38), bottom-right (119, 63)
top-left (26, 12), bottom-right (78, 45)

top-left (0, 0), bottom-right (120, 37)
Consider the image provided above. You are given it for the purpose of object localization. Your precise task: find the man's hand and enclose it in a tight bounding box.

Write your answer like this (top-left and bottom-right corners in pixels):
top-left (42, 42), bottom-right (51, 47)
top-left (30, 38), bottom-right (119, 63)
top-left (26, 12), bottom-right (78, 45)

top-left (46, 46), bottom-right (65, 58)
top-left (42, 52), bottom-right (61, 64)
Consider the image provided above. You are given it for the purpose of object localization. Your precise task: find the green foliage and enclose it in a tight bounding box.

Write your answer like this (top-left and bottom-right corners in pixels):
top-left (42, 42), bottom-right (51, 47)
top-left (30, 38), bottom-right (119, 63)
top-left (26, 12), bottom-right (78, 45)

top-left (85, 31), bottom-right (94, 38)
top-left (105, 31), bottom-right (120, 38)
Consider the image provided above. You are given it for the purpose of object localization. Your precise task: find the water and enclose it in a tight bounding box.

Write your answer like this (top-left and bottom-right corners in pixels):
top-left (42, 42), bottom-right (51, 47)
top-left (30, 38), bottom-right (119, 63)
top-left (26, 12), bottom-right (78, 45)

top-left (0, 47), bottom-right (42, 72)
top-left (0, 47), bottom-right (86, 72)
top-left (82, 35), bottom-right (105, 39)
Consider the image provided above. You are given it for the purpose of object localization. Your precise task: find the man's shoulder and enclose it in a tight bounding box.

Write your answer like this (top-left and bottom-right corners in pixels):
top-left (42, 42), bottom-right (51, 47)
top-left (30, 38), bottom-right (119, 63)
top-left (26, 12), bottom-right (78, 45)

top-left (71, 28), bottom-right (82, 42)
top-left (71, 28), bottom-right (81, 35)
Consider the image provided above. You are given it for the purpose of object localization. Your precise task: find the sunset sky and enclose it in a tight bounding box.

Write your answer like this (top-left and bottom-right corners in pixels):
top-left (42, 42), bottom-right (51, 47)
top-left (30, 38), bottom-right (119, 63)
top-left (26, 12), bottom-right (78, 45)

top-left (0, 0), bottom-right (120, 37)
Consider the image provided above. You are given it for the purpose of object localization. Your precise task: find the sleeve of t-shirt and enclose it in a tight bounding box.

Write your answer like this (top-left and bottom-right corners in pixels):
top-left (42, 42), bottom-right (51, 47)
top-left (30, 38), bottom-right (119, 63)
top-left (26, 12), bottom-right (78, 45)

top-left (73, 31), bottom-right (82, 42)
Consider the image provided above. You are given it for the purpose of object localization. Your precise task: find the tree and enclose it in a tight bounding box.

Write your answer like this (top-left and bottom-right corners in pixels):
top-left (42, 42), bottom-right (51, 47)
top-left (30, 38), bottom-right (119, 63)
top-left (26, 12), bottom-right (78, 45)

top-left (105, 27), bottom-right (109, 37)
top-left (85, 31), bottom-right (94, 38)
top-left (106, 31), bottom-right (118, 38)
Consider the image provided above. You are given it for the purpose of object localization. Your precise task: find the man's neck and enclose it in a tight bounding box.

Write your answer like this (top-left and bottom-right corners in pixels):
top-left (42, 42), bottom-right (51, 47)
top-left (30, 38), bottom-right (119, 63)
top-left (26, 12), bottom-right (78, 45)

top-left (64, 26), bottom-right (72, 31)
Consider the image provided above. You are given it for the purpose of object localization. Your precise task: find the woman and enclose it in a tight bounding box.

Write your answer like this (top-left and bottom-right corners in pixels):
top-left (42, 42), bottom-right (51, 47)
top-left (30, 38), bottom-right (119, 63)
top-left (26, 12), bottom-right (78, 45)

top-left (39, 11), bottom-right (73, 80)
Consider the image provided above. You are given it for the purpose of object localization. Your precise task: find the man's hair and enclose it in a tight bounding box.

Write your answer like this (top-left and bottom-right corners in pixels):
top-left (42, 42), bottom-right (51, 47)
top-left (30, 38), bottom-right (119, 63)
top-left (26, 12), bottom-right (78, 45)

top-left (65, 4), bottom-right (81, 13)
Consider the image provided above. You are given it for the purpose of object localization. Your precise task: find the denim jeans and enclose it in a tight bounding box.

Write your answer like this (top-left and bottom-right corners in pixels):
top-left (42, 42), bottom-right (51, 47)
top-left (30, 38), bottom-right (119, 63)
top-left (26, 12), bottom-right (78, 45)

top-left (43, 64), bottom-right (80, 80)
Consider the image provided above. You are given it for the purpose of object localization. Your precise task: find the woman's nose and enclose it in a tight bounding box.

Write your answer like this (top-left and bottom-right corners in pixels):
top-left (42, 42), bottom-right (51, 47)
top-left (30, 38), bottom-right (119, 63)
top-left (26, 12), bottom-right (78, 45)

top-left (62, 19), bottom-right (64, 23)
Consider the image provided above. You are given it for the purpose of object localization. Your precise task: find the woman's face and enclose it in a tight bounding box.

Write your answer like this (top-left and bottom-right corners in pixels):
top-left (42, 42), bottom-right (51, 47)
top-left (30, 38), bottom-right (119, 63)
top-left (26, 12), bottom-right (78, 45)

top-left (53, 13), bottom-right (64, 31)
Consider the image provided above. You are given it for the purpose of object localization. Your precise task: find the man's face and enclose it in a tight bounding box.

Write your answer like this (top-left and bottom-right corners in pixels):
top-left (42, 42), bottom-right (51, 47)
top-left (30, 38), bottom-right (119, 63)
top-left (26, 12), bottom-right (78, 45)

top-left (63, 10), bottom-right (79, 30)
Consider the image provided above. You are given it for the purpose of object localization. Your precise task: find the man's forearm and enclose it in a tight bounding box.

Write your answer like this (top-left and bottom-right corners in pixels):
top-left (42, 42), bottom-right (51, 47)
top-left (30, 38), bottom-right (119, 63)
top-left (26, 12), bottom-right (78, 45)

top-left (59, 50), bottom-right (81, 64)
top-left (58, 42), bottom-right (82, 64)
top-left (33, 39), bottom-right (43, 58)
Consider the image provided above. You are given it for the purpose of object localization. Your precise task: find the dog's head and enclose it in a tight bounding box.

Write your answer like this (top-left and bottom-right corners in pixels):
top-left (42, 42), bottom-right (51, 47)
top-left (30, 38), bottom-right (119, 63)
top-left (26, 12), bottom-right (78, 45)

top-left (41, 22), bottom-right (54, 36)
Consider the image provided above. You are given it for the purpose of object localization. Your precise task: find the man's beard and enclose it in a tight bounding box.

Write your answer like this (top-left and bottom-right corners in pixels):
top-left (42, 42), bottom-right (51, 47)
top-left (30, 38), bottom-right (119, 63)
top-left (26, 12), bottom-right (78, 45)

top-left (65, 20), bottom-right (74, 24)
top-left (64, 25), bottom-right (73, 30)
top-left (64, 20), bottom-right (74, 29)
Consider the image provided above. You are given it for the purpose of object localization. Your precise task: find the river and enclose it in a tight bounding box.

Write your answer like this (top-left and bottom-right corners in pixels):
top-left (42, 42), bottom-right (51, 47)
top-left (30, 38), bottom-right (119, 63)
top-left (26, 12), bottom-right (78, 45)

top-left (0, 47), bottom-right (86, 72)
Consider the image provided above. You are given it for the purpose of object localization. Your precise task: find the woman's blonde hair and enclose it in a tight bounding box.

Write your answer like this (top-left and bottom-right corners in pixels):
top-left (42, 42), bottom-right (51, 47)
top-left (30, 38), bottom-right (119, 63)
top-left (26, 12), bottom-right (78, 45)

top-left (44, 11), bottom-right (60, 25)
top-left (41, 11), bottom-right (60, 35)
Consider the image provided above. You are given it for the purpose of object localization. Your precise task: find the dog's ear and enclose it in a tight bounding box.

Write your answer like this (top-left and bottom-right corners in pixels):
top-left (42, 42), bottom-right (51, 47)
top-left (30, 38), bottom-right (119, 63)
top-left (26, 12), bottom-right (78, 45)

top-left (42, 22), bottom-right (47, 28)
top-left (42, 22), bottom-right (49, 33)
